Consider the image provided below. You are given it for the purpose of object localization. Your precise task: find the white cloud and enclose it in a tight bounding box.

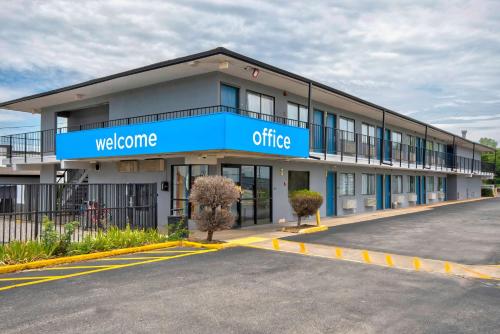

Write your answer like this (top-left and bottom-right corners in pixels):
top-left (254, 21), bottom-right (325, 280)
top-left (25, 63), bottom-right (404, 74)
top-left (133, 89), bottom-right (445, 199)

top-left (0, 0), bottom-right (499, 141)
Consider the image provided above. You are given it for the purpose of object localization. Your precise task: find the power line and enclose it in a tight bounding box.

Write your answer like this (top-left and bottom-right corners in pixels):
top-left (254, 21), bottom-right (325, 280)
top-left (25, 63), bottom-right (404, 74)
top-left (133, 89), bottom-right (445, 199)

top-left (0, 124), bottom-right (40, 130)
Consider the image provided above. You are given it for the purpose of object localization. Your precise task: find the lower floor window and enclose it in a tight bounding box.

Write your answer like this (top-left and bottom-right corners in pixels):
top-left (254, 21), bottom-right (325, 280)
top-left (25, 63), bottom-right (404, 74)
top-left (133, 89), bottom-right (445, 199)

top-left (408, 175), bottom-right (416, 193)
top-left (392, 175), bottom-right (403, 194)
top-left (288, 171), bottom-right (310, 195)
top-left (438, 177), bottom-right (445, 192)
top-left (361, 174), bottom-right (375, 195)
top-left (171, 164), bottom-right (209, 217)
top-left (339, 173), bottom-right (355, 196)
top-left (428, 176), bottom-right (435, 192)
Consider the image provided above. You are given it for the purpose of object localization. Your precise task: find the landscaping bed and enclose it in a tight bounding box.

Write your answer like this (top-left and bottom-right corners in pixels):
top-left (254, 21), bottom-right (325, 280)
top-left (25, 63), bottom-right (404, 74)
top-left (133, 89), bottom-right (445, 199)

top-left (0, 218), bottom-right (187, 266)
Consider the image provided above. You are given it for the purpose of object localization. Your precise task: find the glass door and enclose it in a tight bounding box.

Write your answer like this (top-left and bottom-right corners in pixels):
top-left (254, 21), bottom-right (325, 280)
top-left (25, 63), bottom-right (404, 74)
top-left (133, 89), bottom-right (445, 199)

top-left (256, 166), bottom-right (272, 224)
top-left (222, 164), bottom-right (272, 227)
top-left (240, 165), bottom-right (255, 227)
top-left (222, 166), bottom-right (241, 226)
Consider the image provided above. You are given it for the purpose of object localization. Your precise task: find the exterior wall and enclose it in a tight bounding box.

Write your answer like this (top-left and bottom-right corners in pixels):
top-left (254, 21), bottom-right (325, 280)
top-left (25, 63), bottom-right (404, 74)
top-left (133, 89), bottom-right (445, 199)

top-left (85, 155), bottom-right (450, 227)
top-left (67, 105), bottom-right (109, 129)
top-left (447, 174), bottom-right (482, 200)
top-left (108, 73), bottom-right (219, 120)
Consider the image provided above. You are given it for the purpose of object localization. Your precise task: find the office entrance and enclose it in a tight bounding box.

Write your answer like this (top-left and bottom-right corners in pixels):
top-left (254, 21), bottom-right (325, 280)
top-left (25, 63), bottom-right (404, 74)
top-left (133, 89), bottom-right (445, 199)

top-left (222, 164), bottom-right (272, 227)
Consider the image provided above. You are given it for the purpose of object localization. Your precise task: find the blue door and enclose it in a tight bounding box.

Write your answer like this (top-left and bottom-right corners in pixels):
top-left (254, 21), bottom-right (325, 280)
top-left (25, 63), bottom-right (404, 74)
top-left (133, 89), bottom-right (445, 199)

top-left (313, 110), bottom-right (324, 153)
top-left (384, 175), bottom-right (392, 209)
top-left (376, 174), bottom-right (384, 210)
top-left (384, 129), bottom-right (392, 161)
top-left (422, 176), bottom-right (426, 204)
top-left (220, 84), bottom-right (239, 110)
top-left (416, 176), bottom-right (422, 205)
top-left (377, 127), bottom-right (383, 161)
top-left (326, 171), bottom-right (336, 216)
top-left (326, 113), bottom-right (336, 154)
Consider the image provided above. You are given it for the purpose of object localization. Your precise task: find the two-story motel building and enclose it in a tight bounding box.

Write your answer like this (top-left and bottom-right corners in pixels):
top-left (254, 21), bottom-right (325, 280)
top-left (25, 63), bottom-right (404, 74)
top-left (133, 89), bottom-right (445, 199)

top-left (0, 48), bottom-right (495, 228)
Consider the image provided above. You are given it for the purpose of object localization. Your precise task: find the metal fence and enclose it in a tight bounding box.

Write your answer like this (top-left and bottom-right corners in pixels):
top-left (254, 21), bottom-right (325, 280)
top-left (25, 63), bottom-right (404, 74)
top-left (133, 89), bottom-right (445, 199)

top-left (0, 183), bottom-right (157, 244)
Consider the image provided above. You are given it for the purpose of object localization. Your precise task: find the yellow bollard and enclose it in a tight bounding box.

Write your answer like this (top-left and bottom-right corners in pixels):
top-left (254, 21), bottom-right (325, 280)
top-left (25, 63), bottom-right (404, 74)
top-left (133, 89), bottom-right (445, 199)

top-left (385, 254), bottom-right (394, 267)
top-left (362, 250), bottom-right (371, 263)
top-left (272, 239), bottom-right (280, 250)
top-left (444, 262), bottom-right (452, 274)
top-left (335, 247), bottom-right (343, 259)
top-left (299, 243), bottom-right (307, 254)
top-left (413, 258), bottom-right (422, 271)
top-left (315, 210), bottom-right (321, 226)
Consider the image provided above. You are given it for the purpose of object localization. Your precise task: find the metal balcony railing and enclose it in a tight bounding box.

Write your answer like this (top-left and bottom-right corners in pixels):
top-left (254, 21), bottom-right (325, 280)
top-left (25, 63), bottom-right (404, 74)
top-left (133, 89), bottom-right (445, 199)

top-left (0, 105), bottom-right (495, 174)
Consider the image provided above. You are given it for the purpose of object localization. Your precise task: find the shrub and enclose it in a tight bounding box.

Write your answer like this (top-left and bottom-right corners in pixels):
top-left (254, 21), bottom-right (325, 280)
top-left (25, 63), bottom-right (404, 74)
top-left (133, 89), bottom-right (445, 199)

top-left (189, 175), bottom-right (240, 241)
top-left (289, 189), bottom-right (323, 226)
top-left (481, 187), bottom-right (495, 197)
top-left (167, 219), bottom-right (190, 240)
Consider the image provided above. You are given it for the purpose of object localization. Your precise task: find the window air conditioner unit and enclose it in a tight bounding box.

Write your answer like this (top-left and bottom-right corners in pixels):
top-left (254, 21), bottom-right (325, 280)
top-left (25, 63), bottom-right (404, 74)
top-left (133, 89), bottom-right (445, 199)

top-left (408, 193), bottom-right (417, 202)
top-left (437, 192), bottom-right (445, 200)
top-left (364, 197), bottom-right (377, 207)
top-left (428, 192), bottom-right (437, 200)
top-left (118, 160), bottom-right (139, 173)
top-left (392, 195), bottom-right (404, 204)
top-left (343, 199), bottom-right (357, 210)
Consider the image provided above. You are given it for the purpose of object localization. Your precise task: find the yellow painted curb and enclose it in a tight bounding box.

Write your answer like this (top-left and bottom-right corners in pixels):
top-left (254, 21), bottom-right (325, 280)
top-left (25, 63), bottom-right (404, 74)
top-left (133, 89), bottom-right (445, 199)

top-left (0, 241), bottom-right (182, 275)
top-left (298, 225), bottom-right (328, 234)
top-left (182, 240), bottom-right (235, 250)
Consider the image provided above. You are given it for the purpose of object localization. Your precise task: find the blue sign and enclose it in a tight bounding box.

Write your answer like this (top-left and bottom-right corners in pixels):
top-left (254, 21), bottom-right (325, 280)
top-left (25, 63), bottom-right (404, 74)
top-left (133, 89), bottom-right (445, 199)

top-left (56, 113), bottom-right (310, 160)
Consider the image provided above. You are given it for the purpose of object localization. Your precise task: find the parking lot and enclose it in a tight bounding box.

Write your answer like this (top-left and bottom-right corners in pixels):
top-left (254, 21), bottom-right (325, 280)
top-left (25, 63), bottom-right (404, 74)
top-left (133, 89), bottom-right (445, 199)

top-left (1, 199), bottom-right (500, 333)
top-left (0, 246), bottom-right (499, 334)
top-left (285, 197), bottom-right (500, 265)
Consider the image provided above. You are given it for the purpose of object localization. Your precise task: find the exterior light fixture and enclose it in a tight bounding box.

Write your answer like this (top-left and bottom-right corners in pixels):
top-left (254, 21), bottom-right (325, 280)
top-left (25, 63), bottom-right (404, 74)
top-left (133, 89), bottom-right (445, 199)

top-left (252, 67), bottom-right (260, 78)
top-left (75, 94), bottom-right (84, 100)
top-left (188, 60), bottom-right (199, 67)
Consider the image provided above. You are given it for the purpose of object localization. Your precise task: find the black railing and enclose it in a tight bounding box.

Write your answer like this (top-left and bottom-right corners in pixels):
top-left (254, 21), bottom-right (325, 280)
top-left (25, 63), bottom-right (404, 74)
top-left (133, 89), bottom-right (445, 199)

top-left (0, 105), bottom-right (494, 174)
top-left (310, 126), bottom-right (494, 174)
top-left (0, 183), bottom-right (157, 244)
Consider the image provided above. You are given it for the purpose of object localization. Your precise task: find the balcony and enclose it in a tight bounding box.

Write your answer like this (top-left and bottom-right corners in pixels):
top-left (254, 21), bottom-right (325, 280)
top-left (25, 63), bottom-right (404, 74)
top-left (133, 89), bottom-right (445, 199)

top-left (0, 105), bottom-right (495, 176)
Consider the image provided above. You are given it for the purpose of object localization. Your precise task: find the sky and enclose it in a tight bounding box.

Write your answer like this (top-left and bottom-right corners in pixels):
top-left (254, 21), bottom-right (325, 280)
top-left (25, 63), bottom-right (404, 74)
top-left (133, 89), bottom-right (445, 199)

top-left (1, 0), bottom-right (500, 143)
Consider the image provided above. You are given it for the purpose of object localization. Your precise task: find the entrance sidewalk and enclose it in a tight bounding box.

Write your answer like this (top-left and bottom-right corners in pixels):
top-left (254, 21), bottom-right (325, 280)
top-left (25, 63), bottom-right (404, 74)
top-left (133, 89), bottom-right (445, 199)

top-left (190, 197), bottom-right (490, 242)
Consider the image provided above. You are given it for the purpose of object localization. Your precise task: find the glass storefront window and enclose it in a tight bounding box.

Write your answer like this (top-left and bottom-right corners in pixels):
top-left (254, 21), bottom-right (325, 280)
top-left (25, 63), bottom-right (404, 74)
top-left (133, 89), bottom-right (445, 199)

top-left (171, 165), bottom-right (208, 217)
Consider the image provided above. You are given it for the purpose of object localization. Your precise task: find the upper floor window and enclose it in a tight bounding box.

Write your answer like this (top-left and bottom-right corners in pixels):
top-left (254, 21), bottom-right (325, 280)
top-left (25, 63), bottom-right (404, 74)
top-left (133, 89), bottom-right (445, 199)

top-left (361, 123), bottom-right (375, 144)
top-left (339, 117), bottom-right (355, 141)
top-left (392, 132), bottom-right (402, 144)
top-left (339, 173), bottom-right (355, 196)
top-left (287, 102), bottom-right (308, 127)
top-left (247, 91), bottom-right (274, 119)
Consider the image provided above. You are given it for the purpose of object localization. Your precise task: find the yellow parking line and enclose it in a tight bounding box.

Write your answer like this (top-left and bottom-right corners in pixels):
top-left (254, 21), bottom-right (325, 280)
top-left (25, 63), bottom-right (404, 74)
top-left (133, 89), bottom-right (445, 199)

top-left (97, 256), bottom-right (170, 261)
top-left (0, 249), bottom-right (216, 292)
top-left (43, 265), bottom-right (118, 270)
top-left (0, 276), bottom-right (65, 281)
top-left (141, 250), bottom-right (198, 254)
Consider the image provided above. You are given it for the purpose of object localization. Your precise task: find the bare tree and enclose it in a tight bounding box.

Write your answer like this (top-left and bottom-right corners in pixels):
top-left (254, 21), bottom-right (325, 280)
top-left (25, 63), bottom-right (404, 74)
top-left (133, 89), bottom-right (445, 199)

top-left (289, 190), bottom-right (323, 226)
top-left (189, 176), bottom-right (241, 241)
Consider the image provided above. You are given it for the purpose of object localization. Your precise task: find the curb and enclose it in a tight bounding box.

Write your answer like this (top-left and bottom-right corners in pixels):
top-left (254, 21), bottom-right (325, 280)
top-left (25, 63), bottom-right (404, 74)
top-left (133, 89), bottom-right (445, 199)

top-left (298, 225), bottom-right (328, 234)
top-left (0, 240), bottom-right (227, 275)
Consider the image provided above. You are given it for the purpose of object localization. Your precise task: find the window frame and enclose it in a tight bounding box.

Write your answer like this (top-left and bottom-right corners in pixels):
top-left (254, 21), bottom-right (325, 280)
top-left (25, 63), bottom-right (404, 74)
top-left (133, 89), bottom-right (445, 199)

top-left (288, 170), bottom-right (310, 196)
top-left (361, 173), bottom-right (375, 195)
top-left (408, 175), bottom-right (416, 193)
top-left (392, 175), bottom-right (403, 194)
top-left (246, 90), bottom-right (275, 117)
top-left (338, 172), bottom-right (355, 196)
top-left (286, 101), bottom-right (308, 127)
